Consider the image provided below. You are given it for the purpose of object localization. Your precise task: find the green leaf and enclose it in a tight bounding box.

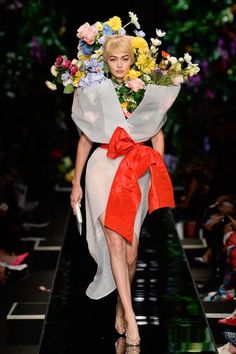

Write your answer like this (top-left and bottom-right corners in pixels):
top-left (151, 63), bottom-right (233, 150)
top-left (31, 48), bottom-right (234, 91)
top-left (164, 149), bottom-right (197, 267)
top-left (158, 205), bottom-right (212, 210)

top-left (63, 84), bottom-right (74, 94)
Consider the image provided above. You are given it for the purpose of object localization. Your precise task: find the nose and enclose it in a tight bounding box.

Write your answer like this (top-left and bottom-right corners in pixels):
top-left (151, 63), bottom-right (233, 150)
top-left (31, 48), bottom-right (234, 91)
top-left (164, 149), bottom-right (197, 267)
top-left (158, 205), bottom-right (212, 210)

top-left (117, 59), bottom-right (123, 68)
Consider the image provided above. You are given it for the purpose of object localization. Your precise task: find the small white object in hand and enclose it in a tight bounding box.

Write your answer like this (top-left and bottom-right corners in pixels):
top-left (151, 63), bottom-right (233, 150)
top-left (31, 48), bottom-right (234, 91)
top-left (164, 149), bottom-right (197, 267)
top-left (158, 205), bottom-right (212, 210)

top-left (75, 202), bottom-right (82, 234)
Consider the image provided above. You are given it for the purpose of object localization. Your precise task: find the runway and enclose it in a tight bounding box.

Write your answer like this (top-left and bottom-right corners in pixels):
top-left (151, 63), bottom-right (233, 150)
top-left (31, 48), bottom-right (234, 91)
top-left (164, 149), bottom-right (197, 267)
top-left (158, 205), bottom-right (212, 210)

top-left (38, 207), bottom-right (218, 353)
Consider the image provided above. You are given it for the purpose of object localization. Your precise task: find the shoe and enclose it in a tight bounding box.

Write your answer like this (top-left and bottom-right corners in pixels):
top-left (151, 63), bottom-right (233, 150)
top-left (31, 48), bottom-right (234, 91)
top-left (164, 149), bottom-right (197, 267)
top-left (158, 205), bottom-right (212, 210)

top-left (219, 316), bottom-right (236, 326)
top-left (115, 302), bottom-right (126, 335)
top-left (0, 261), bottom-right (28, 271)
top-left (10, 252), bottom-right (29, 265)
top-left (217, 342), bottom-right (230, 353)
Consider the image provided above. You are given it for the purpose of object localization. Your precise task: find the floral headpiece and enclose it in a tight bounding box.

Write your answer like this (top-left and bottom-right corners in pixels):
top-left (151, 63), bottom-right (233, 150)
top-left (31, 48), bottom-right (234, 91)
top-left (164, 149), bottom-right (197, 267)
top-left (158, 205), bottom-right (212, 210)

top-left (46, 11), bottom-right (200, 94)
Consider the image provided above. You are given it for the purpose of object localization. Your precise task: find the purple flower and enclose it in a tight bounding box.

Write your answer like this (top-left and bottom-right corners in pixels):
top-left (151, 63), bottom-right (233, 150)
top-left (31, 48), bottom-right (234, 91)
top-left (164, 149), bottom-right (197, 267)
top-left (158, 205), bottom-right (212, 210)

top-left (186, 75), bottom-right (201, 92)
top-left (134, 30), bottom-right (145, 37)
top-left (230, 36), bottom-right (236, 57)
top-left (103, 24), bottom-right (114, 36)
top-left (29, 36), bottom-right (44, 63)
top-left (78, 72), bottom-right (107, 88)
top-left (200, 59), bottom-right (209, 77)
top-left (79, 40), bottom-right (94, 55)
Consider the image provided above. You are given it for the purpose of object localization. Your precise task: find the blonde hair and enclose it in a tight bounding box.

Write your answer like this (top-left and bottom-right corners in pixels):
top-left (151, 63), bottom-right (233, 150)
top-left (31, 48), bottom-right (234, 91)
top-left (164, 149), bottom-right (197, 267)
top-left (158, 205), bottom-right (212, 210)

top-left (103, 35), bottom-right (134, 63)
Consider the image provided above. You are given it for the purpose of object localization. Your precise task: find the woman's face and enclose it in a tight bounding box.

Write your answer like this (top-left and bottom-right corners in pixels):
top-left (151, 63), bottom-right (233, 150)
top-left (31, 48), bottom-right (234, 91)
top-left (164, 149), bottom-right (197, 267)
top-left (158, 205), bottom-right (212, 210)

top-left (107, 51), bottom-right (132, 81)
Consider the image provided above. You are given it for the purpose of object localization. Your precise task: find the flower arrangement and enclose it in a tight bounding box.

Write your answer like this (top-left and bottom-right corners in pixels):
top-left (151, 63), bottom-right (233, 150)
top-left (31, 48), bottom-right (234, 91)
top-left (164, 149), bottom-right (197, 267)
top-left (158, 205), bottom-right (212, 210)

top-left (46, 11), bottom-right (200, 116)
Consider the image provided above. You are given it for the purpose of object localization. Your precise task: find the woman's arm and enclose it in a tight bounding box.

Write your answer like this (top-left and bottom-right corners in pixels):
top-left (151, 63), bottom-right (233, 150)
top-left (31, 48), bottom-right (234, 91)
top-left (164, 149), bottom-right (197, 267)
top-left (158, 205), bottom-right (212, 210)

top-left (70, 132), bottom-right (93, 213)
top-left (151, 129), bottom-right (165, 157)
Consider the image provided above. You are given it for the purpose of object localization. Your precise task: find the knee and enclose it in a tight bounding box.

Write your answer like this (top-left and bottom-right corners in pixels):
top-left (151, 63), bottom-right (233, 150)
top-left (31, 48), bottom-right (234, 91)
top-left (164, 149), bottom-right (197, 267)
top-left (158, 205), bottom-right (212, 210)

top-left (127, 252), bottom-right (137, 269)
top-left (105, 228), bottom-right (126, 254)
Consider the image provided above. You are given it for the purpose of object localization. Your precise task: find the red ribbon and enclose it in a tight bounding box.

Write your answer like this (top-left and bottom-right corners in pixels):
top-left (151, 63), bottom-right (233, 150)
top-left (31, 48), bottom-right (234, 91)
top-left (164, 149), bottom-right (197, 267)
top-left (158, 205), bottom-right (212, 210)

top-left (100, 127), bottom-right (175, 243)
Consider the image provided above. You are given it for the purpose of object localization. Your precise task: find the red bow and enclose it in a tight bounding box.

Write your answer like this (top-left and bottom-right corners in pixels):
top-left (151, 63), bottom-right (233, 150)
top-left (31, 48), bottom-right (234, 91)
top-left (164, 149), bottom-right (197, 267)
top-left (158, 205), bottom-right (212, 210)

top-left (101, 127), bottom-right (175, 242)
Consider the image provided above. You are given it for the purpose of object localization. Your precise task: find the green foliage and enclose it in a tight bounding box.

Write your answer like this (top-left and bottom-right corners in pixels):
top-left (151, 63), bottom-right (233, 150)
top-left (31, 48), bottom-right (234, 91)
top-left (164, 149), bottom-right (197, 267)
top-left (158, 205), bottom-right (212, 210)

top-left (0, 0), bottom-right (67, 99)
top-left (159, 0), bottom-right (236, 182)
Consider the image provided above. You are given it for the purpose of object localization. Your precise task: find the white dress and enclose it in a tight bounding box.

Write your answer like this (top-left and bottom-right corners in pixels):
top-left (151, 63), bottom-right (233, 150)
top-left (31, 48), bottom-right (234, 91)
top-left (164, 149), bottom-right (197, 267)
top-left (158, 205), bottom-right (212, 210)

top-left (71, 79), bottom-right (180, 300)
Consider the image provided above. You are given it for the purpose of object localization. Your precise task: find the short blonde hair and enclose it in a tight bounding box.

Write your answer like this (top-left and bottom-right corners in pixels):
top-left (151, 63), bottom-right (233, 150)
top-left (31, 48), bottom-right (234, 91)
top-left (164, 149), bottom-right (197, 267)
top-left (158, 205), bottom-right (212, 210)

top-left (103, 35), bottom-right (134, 63)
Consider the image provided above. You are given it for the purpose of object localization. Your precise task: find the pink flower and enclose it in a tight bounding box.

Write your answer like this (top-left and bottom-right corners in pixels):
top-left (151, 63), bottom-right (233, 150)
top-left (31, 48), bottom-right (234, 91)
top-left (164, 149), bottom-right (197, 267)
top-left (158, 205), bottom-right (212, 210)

top-left (70, 65), bottom-right (77, 76)
top-left (55, 55), bottom-right (63, 67)
top-left (76, 22), bottom-right (98, 45)
top-left (123, 109), bottom-right (132, 118)
top-left (172, 74), bottom-right (184, 86)
top-left (125, 78), bottom-right (145, 92)
top-left (63, 59), bottom-right (71, 69)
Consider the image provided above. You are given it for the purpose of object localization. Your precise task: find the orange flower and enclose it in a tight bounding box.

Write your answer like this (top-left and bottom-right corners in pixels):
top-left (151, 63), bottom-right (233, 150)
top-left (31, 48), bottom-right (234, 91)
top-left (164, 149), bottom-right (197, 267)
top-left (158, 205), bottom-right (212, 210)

top-left (161, 50), bottom-right (170, 58)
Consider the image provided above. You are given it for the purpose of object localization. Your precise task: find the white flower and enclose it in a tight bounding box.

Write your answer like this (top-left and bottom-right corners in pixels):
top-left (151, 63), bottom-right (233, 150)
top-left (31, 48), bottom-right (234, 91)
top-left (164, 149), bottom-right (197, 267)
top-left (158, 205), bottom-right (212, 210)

top-left (151, 38), bottom-right (162, 46)
top-left (134, 30), bottom-right (145, 37)
top-left (156, 29), bottom-right (166, 37)
top-left (169, 56), bottom-right (178, 65)
top-left (142, 74), bottom-right (152, 82)
top-left (45, 80), bottom-right (57, 90)
top-left (50, 65), bottom-right (58, 77)
top-left (150, 45), bottom-right (158, 54)
top-left (118, 28), bottom-right (126, 35)
top-left (71, 59), bottom-right (79, 65)
top-left (187, 64), bottom-right (200, 76)
top-left (184, 52), bottom-right (192, 64)
top-left (62, 78), bottom-right (73, 87)
top-left (178, 57), bottom-right (184, 63)
top-left (172, 74), bottom-right (184, 85)
top-left (128, 11), bottom-right (140, 29)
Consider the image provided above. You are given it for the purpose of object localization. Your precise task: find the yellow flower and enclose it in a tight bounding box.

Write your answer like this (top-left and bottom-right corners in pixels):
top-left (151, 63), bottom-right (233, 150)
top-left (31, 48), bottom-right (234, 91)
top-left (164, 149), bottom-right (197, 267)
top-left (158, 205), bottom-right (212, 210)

top-left (94, 21), bottom-right (103, 31)
top-left (136, 53), bottom-right (148, 67)
top-left (136, 53), bottom-right (155, 74)
top-left (124, 69), bottom-right (141, 80)
top-left (142, 56), bottom-right (156, 74)
top-left (131, 37), bottom-right (148, 52)
top-left (73, 71), bottom-right (84, 86)
top-left (170, 62), bottom-right (182, 73)
top-left (121, 102), bottom-right (128, 109)
top-left (105, 16), bottom-right (122, 31)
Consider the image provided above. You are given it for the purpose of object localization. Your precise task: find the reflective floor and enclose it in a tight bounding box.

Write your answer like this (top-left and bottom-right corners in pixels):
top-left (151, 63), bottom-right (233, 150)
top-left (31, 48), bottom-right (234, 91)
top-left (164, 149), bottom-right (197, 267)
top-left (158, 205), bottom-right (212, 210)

top-left (39, 208), bottom-right (218, 353)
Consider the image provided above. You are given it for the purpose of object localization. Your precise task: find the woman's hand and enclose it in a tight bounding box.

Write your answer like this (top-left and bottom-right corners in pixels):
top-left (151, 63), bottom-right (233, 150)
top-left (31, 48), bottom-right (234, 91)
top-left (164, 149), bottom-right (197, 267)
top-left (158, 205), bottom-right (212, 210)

top-left (70, 184), bottom-right (83, 215)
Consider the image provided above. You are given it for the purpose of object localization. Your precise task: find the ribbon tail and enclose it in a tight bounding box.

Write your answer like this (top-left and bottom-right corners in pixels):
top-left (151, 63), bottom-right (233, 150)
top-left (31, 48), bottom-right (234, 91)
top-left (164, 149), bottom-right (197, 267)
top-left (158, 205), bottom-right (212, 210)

top-left (148, 162), bottom-right (175, 213)
top-left (104, 161), bottom-right (141, 243)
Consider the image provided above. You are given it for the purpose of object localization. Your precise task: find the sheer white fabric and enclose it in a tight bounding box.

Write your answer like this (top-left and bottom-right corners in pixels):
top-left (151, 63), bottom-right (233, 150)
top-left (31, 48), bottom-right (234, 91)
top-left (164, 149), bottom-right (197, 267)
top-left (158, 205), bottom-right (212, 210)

top-left (71, 79), bottom-right (180, 299)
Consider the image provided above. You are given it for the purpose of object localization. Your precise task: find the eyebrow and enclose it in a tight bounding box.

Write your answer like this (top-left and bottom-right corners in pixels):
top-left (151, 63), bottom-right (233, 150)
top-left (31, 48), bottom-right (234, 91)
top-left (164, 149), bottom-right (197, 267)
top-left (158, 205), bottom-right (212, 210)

top-left (109, 54), bottom-right (130, 59)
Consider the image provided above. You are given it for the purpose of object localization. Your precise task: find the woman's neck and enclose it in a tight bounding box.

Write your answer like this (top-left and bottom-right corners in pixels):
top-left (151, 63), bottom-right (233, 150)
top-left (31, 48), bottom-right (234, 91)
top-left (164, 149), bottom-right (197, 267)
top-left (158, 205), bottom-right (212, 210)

top-left (111, 76), bottom-right (124, 83)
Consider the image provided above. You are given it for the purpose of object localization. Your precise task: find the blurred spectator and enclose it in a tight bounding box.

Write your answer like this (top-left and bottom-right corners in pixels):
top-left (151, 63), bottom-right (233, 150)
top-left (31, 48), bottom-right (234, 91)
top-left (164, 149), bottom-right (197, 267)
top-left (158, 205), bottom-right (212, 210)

top-left (173, 158), bottom-right (213, 238)
top-left (218, 330), bottom-right (236, 354)
top-left (199, 196), bottom-right (236, 293)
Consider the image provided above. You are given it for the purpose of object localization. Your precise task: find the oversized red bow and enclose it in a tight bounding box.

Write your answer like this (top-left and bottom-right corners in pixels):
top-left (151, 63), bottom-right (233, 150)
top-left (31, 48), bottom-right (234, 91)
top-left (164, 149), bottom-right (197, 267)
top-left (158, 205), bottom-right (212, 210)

top-left (101, 127), bottom-right (175, 243)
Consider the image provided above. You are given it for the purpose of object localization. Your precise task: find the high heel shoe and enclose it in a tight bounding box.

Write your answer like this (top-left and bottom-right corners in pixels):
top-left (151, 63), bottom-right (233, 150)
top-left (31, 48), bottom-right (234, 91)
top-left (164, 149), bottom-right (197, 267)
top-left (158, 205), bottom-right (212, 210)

top-left (115, 302), bottom-right (126, 335)
top-left (10, 252), bottom-right (29, 266)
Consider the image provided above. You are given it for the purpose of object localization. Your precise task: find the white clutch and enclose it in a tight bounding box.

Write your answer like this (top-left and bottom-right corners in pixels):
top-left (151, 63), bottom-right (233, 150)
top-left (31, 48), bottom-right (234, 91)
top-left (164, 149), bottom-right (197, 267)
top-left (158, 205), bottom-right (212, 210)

top-left (75, 202), bottom-right (82, 234)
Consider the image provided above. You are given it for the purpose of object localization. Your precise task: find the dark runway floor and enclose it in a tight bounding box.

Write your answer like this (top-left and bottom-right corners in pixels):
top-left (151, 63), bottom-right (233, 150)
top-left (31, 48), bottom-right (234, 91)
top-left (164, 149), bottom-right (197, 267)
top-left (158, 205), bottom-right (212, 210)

top-left (38, 208), bottom-right (218, 354)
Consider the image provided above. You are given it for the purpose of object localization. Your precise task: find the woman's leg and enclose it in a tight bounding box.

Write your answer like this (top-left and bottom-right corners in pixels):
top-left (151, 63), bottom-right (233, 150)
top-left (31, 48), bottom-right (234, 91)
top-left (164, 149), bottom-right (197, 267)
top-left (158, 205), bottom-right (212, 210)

top-left (116, 230), bottom-right (139, 334)
top-left (99, 213), bottom-right (140, 344)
